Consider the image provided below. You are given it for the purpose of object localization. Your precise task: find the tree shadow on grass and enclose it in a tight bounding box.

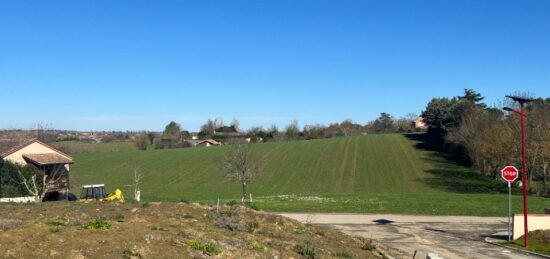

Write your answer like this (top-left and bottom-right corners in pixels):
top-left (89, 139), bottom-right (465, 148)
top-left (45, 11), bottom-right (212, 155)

top-left (403, 133), bottom-right (509, 194)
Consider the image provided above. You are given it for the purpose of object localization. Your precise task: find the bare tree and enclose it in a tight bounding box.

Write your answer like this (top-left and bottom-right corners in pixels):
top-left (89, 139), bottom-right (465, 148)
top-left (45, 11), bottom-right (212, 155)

top-left (133, 168), bottom-right (143, 202)
top-left (230, 117), bottom-right (240, 132)
top-left (200, 119), bottom-right (216, 136)
top-left (15, 164), bottom-right (67, 202)
top-left (220, 144), bottom-right (262, 202)
top-left (31, 122), bottom-right (56, 143)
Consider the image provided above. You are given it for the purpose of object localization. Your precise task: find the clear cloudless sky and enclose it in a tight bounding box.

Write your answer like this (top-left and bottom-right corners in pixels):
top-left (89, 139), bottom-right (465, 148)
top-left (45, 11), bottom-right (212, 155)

top-left (0, 0), bottom-right (549, 131)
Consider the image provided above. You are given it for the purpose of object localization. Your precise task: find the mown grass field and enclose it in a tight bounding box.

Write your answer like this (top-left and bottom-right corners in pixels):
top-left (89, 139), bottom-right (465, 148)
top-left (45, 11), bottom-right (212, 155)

top-left (70, 134), bottom-right (549, 216)
top-left (53, 141), bottom-right (137, 154)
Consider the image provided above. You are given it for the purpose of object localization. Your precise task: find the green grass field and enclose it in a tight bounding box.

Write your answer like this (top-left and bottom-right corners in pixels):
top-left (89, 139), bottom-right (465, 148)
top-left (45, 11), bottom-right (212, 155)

top-left (70, 134), bottom-right (549, 216)
top-left (53, 141), bottom-right (137, 154)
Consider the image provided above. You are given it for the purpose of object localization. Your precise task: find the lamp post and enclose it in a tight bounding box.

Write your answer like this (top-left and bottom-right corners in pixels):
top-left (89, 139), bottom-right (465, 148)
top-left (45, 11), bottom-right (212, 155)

top-left (504, 95), bottom-right (534, 247)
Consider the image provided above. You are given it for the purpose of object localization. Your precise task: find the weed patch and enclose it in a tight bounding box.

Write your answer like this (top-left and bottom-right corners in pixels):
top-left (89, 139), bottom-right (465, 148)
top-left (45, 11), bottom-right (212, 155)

top-left (185, 239), bottom-right (221, 255)
top-left (84, 218), bottom-right (111, 230)
top-left (249, 241), bottom-right (267, 252)
top-left (334, 251), bottom-right (354, 258)
top-left (296, 244), bottom-right (316, 258)
top-left (361, 240), bottom-right (376, 251)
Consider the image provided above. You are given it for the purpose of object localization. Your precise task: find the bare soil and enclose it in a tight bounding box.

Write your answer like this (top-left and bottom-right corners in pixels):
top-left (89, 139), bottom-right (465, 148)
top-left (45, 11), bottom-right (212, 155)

top-left (0, 202), bottom-right (379, 258)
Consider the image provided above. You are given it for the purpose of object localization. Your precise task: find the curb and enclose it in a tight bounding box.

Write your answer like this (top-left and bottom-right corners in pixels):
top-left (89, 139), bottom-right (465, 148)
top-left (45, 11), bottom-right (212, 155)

top-left (484, 237), bottom-right (550, 258)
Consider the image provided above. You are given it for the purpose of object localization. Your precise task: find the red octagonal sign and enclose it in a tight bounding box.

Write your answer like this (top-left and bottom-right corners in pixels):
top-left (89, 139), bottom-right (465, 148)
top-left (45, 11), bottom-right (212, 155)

top-left (501, 166), bottom-right (519, 182)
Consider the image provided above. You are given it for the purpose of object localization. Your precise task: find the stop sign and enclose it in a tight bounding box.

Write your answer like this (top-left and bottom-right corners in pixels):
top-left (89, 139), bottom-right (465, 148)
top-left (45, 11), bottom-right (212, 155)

top-left (501, 166), bottom-right (519, 182)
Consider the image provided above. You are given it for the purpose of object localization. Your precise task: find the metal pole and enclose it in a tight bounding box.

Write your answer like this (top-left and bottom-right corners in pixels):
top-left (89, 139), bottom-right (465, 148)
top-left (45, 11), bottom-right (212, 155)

top-left (508, 182), bottom-right (512, 241)
top-left (520, 103), bottom-right (529, 247)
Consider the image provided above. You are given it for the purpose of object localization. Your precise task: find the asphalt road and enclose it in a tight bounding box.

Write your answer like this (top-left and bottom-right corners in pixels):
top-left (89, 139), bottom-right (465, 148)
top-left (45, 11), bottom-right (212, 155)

top-left (280, 213), bottom-right (541, 259)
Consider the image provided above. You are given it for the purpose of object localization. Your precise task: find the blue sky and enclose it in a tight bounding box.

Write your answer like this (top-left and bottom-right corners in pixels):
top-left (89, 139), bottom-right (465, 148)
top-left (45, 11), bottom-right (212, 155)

top-left (1, 0), bottom-right (549, 131)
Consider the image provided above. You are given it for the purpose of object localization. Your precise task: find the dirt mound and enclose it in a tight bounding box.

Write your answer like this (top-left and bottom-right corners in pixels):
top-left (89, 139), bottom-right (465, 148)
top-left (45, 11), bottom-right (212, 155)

top-left (0, 202), bottom-right (380, 258)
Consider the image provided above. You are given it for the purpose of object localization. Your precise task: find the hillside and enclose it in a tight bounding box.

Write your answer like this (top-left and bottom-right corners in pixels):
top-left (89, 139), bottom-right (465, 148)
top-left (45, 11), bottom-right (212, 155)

top-left (71, 134), bottom-right (550, 216)
top-left (0, 202), bottom-right (380, 258)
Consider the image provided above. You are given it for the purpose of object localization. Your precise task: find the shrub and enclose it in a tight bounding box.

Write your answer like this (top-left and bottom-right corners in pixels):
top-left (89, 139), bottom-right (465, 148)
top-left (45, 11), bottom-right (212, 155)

top-left (244, 202), bottom-right (259, 211)
top-left (249, 242), bottom-right (267, 252)
top-left (334, 251), bottom-right (354, 258)
top-left (361, 240), bottom-right (376, 251)
top-left (296, 244), bottom-right (316, 259)
top-left (50, 226), bottom-right (62, 233)
top-left (185, 239), bottom-right (222, 255)
top-left (214, 214), bottom-right (250, 232)
top-left (114, 214), bottom-right (125, 223)
top-left (226, 200), bottom-right (238, 206)
top-left (248, 218), bottom-right (260, 230)
top-left (84, 218), bottom-right (111, 230)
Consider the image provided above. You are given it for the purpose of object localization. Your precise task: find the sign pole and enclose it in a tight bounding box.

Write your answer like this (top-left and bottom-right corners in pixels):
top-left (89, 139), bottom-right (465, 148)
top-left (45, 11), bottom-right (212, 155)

top-left (501, 165), bottom-right (519, 242)
top-left (508, 182), bottom-right (512, 241)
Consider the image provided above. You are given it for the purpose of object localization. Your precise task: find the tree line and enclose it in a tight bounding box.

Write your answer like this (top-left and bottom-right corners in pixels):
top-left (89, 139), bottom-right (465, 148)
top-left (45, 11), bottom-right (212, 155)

top-left (421, 89), bottom-right (550, 196)
top-left (134, 113), bottom-right (426, 150)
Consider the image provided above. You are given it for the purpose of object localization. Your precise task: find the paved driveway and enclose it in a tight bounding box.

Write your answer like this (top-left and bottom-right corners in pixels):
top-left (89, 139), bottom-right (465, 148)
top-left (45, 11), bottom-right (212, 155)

top-left (280, 213), bottom-right (541, 259)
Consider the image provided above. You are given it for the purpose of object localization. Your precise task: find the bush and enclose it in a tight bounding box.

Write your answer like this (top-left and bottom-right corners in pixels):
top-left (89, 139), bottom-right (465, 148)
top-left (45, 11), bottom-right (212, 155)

top-left (84, 218), bottom-right (111, 230)
top-left (214, 213), bottom-right (250, 232)
top-left (361, 240), bottom-right (376, 251)
top-left (249, 242), bottom-right (267, 252)
top-left (226, 200), bottom-right (238, 206)
top-left (185, 239), bottom-right (222, 255)
top-left (248, 218), bottom-right (260, 230)
top-left (244, 202), bottom-right (259, 211)
top-left (296, 244), bottom-right (316, 259)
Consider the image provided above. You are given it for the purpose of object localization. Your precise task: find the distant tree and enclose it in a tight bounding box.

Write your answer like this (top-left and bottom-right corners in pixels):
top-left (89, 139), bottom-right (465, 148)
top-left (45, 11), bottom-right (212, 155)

top-left (163, 121), bottom-right (182, 140)
top-left (134, 132), bottom-right (151, 150)
top-left (147, 132), bottom-right (156, 144)
top-left (421, 97), bottom-right (458, 134)
top-left (246, 126), bottom-right (267, 143)
top-left (405, 113), bottom-right (419, 122)
top-left (214, 117), bottom-right (224, 129)
top-left (285, 119), bottom-right (301, 140)
top-left (395, 117), bottom-right (412, 132)
top-left (459, 89), bottom-right (486, 109)
top-left (303, 124), bottom-right (326, 140)
top-left (31, 122), bottom-right (56, 143)
top-left (266, 124), bottom-right (278, 140)
top-left (370, 113), bottom-right (396, 133)
top-left (200, 119), bottom-right (216, 137)
top-left (220, 144), bottom-right (262, 202)
top-left (230, 117), bottom-right (240, 132)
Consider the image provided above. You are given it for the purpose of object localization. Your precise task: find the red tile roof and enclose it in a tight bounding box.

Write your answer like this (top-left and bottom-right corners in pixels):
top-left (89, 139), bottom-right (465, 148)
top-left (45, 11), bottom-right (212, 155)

top-left (23, 153), bottom-right (74, 165)
top-left (0, 138), bottom-right (73, 160)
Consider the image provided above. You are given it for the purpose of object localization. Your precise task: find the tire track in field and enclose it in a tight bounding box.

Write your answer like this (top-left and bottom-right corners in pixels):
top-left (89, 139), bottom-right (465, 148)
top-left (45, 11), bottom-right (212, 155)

top-left (347, 136), bottom-right (359, 192)
top-left (396, 136), bottom-right (429, 192)
top-left (277, 142), bottom-right (300, 193)
top-left (255, 143), bottom-right (287, 193)
top-left (309, 140), bottom-right (331, 191)
top-left (388, 136), bottom-right (413, 192)
top-left (336, 137), bottom-right (352, 192)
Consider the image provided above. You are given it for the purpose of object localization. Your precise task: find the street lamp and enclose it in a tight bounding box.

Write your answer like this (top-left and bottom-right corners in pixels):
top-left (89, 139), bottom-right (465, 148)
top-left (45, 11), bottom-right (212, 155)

top-left (503, 95), bottom-right (534, 247)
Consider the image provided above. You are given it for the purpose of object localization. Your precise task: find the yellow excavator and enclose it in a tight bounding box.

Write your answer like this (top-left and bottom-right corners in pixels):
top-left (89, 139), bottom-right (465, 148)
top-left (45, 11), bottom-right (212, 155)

top-left (79, 184), bottom-right (125, 203)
